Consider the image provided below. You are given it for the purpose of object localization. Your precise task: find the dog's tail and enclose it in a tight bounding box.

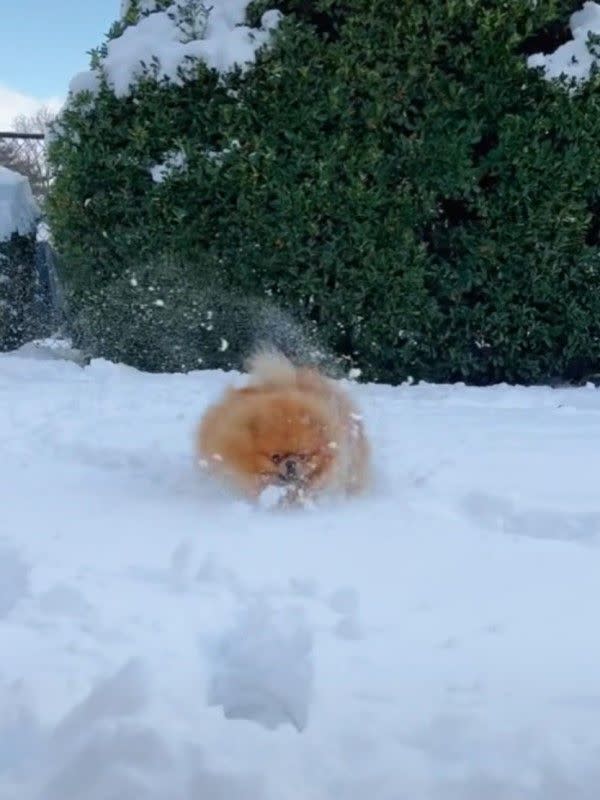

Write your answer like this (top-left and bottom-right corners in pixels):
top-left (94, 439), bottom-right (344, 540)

top-left (246, 349), bottom-right (298, 387)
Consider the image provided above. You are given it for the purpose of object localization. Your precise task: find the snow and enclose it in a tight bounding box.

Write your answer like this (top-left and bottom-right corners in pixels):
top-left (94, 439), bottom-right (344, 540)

top-left (7, 338), bottom-right (87, 366)
top-left (70, 1), bottom-right (283, 100)
top-left (528, 1), bottom-right (600, 83)
top-left (208, 602), bottom-right (314, 732)
top-left (2, 350), bottom-right (600, 797)
top-left (0, 546), bottom-right (29, 618)
top-left (120, 0), bottom-right (162, 18)
top-left (149, 149), bottom-right (187, 183)
top-left (0, 167), bottom-right (40, 243)
top-left (67, 71), bottom-right (101, 99)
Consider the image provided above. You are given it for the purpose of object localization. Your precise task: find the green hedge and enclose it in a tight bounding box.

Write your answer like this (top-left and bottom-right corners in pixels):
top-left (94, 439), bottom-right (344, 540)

top-left (48, 0), bottom-right (600, 383)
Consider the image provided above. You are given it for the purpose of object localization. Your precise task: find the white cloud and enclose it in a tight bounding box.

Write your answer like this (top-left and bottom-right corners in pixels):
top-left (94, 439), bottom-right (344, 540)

top-left (0, 84), bottom-right (62, 130)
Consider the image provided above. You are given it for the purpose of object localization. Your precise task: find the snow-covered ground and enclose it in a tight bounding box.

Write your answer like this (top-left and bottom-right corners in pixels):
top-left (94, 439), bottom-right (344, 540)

top-left (1, 346), bottom-right (600, 799)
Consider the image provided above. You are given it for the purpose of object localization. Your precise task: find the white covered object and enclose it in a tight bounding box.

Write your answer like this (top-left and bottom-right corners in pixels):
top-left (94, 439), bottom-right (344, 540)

top-left (0, 167), bottom-right (40, 243)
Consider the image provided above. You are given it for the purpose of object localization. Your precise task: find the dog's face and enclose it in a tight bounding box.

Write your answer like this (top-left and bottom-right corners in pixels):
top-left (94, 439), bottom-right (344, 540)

top-left (229, 390), bottom-right (336, 490)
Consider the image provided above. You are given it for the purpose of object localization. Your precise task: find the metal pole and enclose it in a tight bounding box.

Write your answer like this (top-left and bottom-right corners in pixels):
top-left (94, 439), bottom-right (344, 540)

top-left (0, 132), bottom-right (44, 140)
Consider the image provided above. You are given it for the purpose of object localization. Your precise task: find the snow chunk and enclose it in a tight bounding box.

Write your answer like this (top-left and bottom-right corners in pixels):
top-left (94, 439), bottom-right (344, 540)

top-left (528, 2), bottom-right (600, 83)
top-left (9, 337), bottom-right (87, 366)
top-left (0, 167), bottom-right (40, 242)
top-left (258, 484), bottom-right (316, 510)
top-left (149, 149), bottom-right (187, 183)
top-left (72, 1), bottom-right (284, 100)
top-left (36, 221), bottom-right (51, 243)
top-left (258, 484), bottom-right (289, 509)
top-left (206, 138), bottom-right (241, 164)
top-left (68, 70), bottom-right (101, 98)
top-left (208, 602), bottom-right (314, 732)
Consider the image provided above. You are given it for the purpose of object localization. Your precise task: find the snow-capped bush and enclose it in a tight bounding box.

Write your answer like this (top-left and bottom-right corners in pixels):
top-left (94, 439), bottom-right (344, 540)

top-left (49, 0), bottom-right (600, 383)
top-left (528, 2), bottom-right (600, 83)
top-left (70, 0), bottom-right (281, 99)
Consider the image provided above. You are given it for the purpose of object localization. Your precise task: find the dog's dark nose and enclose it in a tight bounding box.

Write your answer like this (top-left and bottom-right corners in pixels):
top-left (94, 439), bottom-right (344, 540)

top-left (284, 459), bottom-right (297, 479)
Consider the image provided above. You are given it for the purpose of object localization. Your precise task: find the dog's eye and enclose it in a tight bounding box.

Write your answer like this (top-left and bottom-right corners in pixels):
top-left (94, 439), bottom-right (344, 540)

top-left (271, 453), bottom-right (283, 464)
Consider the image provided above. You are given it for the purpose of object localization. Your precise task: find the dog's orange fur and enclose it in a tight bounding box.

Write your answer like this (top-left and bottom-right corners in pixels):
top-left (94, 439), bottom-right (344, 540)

top-left (197, 352), bottom-right (370, 504)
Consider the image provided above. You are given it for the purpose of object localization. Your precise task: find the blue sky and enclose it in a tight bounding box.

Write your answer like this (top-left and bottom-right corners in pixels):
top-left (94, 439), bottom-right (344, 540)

top-left (0, 1), bottom-right (118, 126)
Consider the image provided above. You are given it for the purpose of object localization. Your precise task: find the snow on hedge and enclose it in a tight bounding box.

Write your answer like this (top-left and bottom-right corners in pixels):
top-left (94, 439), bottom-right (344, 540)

top-left (528, 1), bottom-right (600, 82)
top-left (0, 167), bottom-right (40, 243)
top-left (149, 148), bottom-right (188, 183)
top-left (70, 0), bottom-right (283, 100)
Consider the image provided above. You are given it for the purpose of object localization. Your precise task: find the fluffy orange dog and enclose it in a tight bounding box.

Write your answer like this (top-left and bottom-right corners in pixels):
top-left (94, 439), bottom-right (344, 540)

top-left (197, 351), bottom-right (370, 505)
